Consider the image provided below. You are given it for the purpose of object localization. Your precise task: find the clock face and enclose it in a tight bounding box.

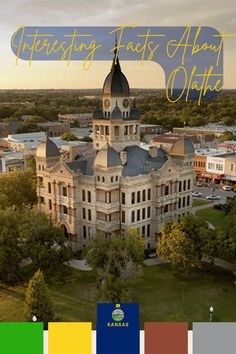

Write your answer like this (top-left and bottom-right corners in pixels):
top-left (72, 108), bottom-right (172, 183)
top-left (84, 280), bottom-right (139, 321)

top-left (123, 98), bottom-right (129, 108)
top-left (104, 99), bottom-right (110, 108)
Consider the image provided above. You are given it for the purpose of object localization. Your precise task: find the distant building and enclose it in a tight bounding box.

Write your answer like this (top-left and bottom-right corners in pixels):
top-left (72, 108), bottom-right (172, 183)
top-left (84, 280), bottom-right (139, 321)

top-left (58, 113), bottom-right (79, 124)
top-left (193, 155), bottom-right (207, 176)
top-left (0, 122), bottom-right (23, 138)
top-left (36, 52), bottom-right (195, 251)
top-left (0, 152), bottom-right (25, 172)
top-left (3, 132), bottom-right (46, 153)
top-left (173, 124), bottom-right (236, 137)
top-left (194, 148), bottom-right (236, 184)
top-left (140, 124), bottom-right (163, 135)
top-left (2, 132), bottom-right (45, 153)
top-left (150, 133), bottom-right (217, 152)
top-left (218, 141), bottom-right (236, 151)
top-left (37, 122), bottom-right (70, 137)
top-left (58, 113), bottom-right (93, 127)
top-left (3, 132), bottom-right (88, 156)
top-left (224, 155), bottom-right (236, 182)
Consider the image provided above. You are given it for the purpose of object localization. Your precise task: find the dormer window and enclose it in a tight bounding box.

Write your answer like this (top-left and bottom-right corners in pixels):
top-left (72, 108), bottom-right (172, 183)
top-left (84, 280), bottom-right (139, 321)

top-left (107, 111), bottom-right (110, 118)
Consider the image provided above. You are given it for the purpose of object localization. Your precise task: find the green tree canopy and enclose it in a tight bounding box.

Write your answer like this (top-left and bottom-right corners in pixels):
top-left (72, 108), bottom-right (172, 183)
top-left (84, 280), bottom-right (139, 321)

top-left (85, 229), bottom-right (145, 302)
top-left (157, 215), bottom-right (217, 273)
top-left (0, 208), bottom-right (71, 284)
top-left (61, 132), bottom-right (79, 141)
top-left (157, 221), bottom-right (198, 273)
top-left (0, 169), bottom-right (37, 209)
top-left (20, 209), bottom-right (71, 275)
top-left (0, 208), bottom-right (24, 284)
top-left (217, 198), bottom-right (236, 260)
top-left (219, 131), bottom-right (236, 142)
top-left (24, 269), bottom-right (55, 322)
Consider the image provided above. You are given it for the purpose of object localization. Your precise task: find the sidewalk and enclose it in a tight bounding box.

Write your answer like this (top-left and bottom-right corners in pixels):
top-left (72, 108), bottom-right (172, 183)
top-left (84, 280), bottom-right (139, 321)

top-left (144, 255), bottom-right (235, 272)
top-left (67, 259), bottom-right (92, 271)
top-left (202, 256), bottom-right (235, 272)
top-left (192, 203), bottom-right (214, 214)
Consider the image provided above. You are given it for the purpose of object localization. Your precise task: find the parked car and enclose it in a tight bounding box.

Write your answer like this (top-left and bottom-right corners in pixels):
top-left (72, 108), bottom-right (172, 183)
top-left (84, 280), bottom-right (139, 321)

top-left (222, 185), bottom-right (233, 191)
top-left (205, 194), bottom-right (221, 200)
top-left (192, 192), bottom-right (203, 198)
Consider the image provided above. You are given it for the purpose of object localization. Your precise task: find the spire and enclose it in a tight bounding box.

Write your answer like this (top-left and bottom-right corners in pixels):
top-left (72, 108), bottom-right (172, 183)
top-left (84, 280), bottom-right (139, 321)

top-left (111, 35), bottom-right (121, 72)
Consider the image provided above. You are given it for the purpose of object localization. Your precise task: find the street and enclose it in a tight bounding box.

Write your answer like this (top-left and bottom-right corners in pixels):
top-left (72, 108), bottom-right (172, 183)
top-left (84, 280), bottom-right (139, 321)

top-left (193, 185), bottom-right (235, 204)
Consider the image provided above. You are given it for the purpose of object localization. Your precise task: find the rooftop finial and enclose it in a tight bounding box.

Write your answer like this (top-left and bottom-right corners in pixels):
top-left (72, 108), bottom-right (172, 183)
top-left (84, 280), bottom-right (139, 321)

top-left (111, 35), bottom-right (121, 71)
top-left (114, 34), bottom-right (118, 57)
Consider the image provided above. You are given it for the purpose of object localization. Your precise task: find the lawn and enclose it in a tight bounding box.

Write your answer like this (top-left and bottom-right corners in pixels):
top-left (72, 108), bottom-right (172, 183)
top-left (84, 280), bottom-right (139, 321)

top-left (195, 207), bottom-right (225, 228)
top-left (0, 264), bottom-right (236, 326)
top-left (192, 199), bottom-right (210, 207)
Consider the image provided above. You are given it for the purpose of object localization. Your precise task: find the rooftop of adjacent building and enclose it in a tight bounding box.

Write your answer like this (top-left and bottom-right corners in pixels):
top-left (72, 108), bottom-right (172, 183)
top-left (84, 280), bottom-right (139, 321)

top-left (174, 123), bottom-right (236, 133)
top-left (0, 151), bottom-right (24, 160)
top-left (152, 133), bottom-right (216, 145)
top-left (37, 122), bottom-right (70, 127)
top-left (6, 131), bottom-right (46, 142)
top-left (218, 141), bottom-right (236, 147)
top-left (195, 148), bottom-right (235, 156)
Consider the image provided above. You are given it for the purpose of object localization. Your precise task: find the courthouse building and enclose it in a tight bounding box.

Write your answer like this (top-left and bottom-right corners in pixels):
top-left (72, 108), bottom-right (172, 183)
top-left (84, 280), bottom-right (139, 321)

top-left (35, 53), bottom-right (195, 250)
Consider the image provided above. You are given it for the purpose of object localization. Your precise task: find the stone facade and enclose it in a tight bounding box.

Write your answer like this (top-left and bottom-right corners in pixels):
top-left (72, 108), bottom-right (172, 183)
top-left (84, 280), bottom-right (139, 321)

top-left (35, 53), bottom-right (195, 250)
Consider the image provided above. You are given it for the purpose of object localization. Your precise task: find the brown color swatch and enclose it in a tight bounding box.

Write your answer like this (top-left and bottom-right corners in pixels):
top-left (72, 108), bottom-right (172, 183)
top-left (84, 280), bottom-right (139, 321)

top-left (144, 322), bottom-right (188, 354)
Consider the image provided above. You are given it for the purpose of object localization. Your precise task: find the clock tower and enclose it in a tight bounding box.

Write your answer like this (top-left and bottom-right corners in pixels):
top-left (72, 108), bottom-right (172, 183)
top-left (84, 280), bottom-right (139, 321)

top-left (92, 48), bottom-right (140, 152)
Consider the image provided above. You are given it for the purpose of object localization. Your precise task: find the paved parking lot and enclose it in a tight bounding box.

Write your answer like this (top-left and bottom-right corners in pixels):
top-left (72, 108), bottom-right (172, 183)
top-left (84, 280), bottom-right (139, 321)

top-left (193, 185), bottom-right (235, 204)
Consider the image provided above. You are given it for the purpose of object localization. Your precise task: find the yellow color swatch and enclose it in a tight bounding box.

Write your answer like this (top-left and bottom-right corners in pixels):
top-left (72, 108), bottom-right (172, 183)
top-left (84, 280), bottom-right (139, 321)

top-left (48, 322), bottom-right (92, 354)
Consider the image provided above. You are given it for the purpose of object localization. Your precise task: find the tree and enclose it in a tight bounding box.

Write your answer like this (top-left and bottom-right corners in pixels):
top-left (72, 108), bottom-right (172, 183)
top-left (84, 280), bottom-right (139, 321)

top-left (219, 131), bottom-right (236, 142)
top-left (0, 169), bottom-right (37, 209)
top-left (20, 209), bottom-right (71, 275)
top-left (25, 270), bottom-right (54, 322)
top-left (223, 116), bottom-right (235, 126)
top-left (217, 198), bottom-right (236, 260)
top-left (0, 208), bottom-right (24, 284)
top-left (177, 215), bottom-right (216, 261)
top-left (85, 229), bottom-right (144, 302)
top-left (61, 132), bottom-right (79, 141)
top-left (158, 222), bottom-right (197, 273)
top-left (25, 155), bottom-right (36, 173)
top-left (157, 215), bottom-right (217, 273)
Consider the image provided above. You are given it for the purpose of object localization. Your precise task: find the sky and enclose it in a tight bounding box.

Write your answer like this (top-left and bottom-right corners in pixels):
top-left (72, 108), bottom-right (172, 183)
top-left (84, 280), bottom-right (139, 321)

top-left (0, 0), bottom-right (235, 89)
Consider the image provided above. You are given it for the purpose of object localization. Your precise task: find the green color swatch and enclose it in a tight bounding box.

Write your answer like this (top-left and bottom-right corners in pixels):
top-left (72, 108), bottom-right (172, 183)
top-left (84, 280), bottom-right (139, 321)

top-left (0, 322), bottom-right (43, 354)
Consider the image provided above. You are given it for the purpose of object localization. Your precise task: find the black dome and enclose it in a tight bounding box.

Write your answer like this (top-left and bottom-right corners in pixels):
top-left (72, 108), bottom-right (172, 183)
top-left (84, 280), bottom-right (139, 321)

top-left (103, 56), bottom-right (130, 97)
